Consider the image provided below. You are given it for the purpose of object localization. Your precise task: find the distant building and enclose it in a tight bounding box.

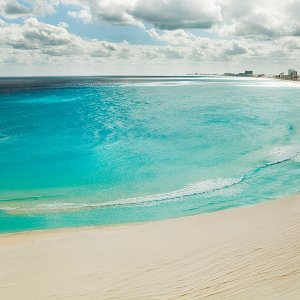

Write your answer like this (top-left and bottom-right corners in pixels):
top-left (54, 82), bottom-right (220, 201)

top-left (275, 69), bottom-right (298, 81)
top-left (223, 70), bottom-right (254, 77)
top-left (236, 70), bottom-right (253, 77)
top-left (288, 69), bottom-right (297, 79)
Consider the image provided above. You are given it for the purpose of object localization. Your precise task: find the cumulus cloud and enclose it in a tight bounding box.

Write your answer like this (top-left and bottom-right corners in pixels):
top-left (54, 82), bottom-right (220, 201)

top-left (132, 0), bottom-right (222, 30)
top-left (2, 17), bottom-right (293, 68)
top-left (0, 1), bottom-right (300, 75)
top-left (62, 0), bottom-right (300, 40)
top-left (2, 0), bottom-right (300, 40)
top-left (64, 0), bottom-right (144, 27)
top-left (0, 17), bottom-right (259, 69)
top-left (67, 9), bottom-right (91, 23)
top-left (3, 1), bottom-right (31, 16)
top-left (146, 28), bottom-right (249, 59)
top-left (0, 18), bottom-right (115, 59)
top-left (2, 18), bottom-right (76, 50)
top-left (218, 0), bottom-right (300, 39)
top-left (0, 0), bottom-right (58, 19)
top-left (147, 29), bottom-right (196, 45)
top-left (64, 0), bottom-right (222, 30)
top-left (223, 43), bottom-right (247, 56)
top-left (2, 1), bottom-right (300, 39)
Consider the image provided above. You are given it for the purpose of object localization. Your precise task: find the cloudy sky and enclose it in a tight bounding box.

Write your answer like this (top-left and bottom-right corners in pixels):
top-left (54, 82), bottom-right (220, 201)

top-left (1, 0), bottom-right (300, 76)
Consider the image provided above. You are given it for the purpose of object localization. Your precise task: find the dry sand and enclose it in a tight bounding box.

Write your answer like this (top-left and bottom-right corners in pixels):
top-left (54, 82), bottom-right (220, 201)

top-left (0, 195), bottom-right (300, 299)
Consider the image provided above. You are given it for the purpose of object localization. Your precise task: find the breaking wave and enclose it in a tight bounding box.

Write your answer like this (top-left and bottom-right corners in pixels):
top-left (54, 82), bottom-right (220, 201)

top-left (121, 81), bottom-right (203, 87)
top-left (1, 143), bottom-right (299, 214)
top-left (240, 143), bottom-right (300, 181)
top-left (235, 80), bottom-right (300, 88)
top-left (269, 144), bottom-right (300, 164)
top-left (0, 178), bottom-right (242, 212)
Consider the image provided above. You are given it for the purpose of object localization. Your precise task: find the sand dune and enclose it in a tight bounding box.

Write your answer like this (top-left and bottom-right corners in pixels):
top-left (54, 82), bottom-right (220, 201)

top-left (0, 195), bottom-right (300, 299)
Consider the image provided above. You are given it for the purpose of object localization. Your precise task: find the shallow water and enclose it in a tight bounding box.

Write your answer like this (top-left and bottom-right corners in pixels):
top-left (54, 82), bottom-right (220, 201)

top-left (0, 76), bottom-right (299, 233)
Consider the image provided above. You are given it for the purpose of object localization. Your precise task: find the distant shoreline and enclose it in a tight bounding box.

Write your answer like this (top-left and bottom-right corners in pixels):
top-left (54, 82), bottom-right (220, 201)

top-left (273, 77), bottom-right (300, 85)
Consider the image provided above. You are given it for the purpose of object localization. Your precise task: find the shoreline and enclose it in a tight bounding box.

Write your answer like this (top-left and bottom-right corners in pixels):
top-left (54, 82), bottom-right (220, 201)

top-left (0, 196), bottom-right (278, 237)
top-left (0, 194), bottom-right (299, 299)
top-left (272, 77), bottom-right (300, 85)
top-left (0, 194), bottom-right (295, 237)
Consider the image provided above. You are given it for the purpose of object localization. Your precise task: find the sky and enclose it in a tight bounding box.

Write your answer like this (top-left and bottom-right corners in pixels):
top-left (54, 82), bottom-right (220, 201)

top-left (0, 0), bottom-right (300, 76)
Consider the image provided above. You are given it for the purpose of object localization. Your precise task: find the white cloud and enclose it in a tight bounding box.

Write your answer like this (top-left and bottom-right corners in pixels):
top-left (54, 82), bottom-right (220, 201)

top-left (62, 0), bottom-right (300, 40)
top-left (67, 9), bottom-right (91, 23)
top-left (64, 0), bottom-right (222, 29)
top-left (0, 18), bottom-right (253, 65)
top-left (216, 0), bottom-right (300, 39)
top-left (1, 2), bottom-right (300, 75)
top-left (2, 17), bottom-right (297, 67)
top-left (0, 18), bottom-right (115, 60)
top-left (147, 29), bottom-right (196, 45)
top-left (0, 0), bottom-right (58, 19)
top-left (64, 0), bottom-right (144, 28)
top-left (132, 0), bottom-right (222, 30)
top-left (2, 1), bottom-right (300, 40)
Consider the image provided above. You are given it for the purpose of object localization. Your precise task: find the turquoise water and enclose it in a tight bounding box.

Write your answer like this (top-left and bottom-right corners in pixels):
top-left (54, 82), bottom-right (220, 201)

top-left (0, 76), bottom-right (300, 233)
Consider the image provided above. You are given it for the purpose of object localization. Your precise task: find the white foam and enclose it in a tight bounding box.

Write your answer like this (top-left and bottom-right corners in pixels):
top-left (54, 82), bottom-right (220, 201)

top-left (235, 80), bottom-right (300, 88)
top-left (0, 206), bottom-right (16, 211)
top-left (121, 81), bottom-right (203, 87)
top-left (104, 178), bottom-right (242, 207)
top-left (294, 154), bottom-right (300, 162)
top-left (0, 177), bottom-right (242, 212)
top-left (36, 202), bottom-right (80, 209)
top-left (270, 143), bottom-right (300, 164)
top-left (120, 76), bottom-right (217, 81)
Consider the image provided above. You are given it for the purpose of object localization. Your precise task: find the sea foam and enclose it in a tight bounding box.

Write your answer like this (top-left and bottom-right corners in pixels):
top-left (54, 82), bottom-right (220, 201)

top-left (121, 81), bottom-right (202, 87)
top-left (1, 178), bottom-right (242, 212)
top-left (269, 143), bottom-right (300, 165)
top-left (1, 143), bottom-right (299, 214)
top-left (235, 80), bottom-right (300, 88)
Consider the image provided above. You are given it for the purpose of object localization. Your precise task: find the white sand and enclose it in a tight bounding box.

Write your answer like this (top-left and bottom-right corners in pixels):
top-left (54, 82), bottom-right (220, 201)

top-left (0, 195), bottom-right (300, 299)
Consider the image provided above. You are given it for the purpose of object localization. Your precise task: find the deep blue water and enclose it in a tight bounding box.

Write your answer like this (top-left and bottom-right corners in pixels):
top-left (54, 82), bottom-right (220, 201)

top-left (0, 76), bottom-right (300, 233)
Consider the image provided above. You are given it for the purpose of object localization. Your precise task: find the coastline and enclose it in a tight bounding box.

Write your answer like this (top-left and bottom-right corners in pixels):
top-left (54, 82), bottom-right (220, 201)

top-left (0, 195), bottom-right (299, 299)
top-left (272, 77), bottom-right (300, 85)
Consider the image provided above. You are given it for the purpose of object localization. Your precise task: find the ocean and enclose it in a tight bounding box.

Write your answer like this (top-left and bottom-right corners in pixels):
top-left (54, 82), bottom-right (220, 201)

top-left (0, 76), bottom-right (299, 233)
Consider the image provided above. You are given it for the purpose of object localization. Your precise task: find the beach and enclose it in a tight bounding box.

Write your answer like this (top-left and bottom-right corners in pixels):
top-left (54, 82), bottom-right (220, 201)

top-left (1, 0), bottom-right (300, 298)
top-left (0, 195), bottom-right (299, 299)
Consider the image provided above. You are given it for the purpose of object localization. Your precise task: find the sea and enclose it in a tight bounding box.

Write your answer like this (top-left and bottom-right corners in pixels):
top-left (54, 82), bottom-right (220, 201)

top-left (0, 76), bottom-right (299, 233)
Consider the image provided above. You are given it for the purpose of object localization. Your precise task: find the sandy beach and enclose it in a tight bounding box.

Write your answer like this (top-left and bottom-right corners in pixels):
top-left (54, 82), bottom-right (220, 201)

top-left (0, 195), bottom-right (299, 299)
